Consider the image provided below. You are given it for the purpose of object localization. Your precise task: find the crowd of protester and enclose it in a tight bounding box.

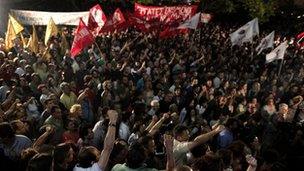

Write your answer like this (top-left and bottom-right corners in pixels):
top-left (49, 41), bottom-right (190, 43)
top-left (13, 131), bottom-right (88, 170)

top-left (0, 21), bottom-right (304, 171)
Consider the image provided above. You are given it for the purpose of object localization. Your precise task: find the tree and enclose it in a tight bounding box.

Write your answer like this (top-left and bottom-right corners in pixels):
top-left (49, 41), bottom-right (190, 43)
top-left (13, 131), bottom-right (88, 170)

top-left (243, 0), bottom-right (278, 23)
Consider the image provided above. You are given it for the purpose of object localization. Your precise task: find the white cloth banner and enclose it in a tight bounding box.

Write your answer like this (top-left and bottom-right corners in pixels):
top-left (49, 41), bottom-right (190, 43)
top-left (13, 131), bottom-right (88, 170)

top-left (230, 18), bottom-right (259, 46)
top-left (10, 9), bottom-right (89, 26)
top-left (178, 12), bottom-right (200, 30)
top-left (266, 41), bottom-right (288, 63)
top-left (256, 31), bottom-right (275, 55)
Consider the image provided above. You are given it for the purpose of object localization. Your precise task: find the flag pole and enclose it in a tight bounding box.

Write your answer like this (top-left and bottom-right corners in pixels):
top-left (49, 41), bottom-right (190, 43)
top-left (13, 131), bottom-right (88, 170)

top-left (94, 41), bottom-right (103, 56)
top-left (278, 59), bottom-right (284, 77)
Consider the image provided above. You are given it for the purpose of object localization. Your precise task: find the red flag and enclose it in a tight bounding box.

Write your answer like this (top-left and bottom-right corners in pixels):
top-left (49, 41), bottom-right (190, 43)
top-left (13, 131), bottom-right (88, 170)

top-left (126, 12), bottom-right (151, 33)
top-left (113, 8), bottom-right (126, 25)
top-left (159, 27), bottom-right (188, 39)
top-left (87, 12), bottom-right (99, 33)
top-left (296, 32), bottom-right (304, 48)
top-left (71, 18), bottom-right (94, 58)
top-left (100, 8), bottom-right (126, 34)
top-left (88, 4), bottom-right (107, 31)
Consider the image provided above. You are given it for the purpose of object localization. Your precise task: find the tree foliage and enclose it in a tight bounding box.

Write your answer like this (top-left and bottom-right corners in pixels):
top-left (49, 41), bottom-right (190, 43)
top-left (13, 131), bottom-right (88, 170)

top-left (243, 0), bottom-right (278, 23)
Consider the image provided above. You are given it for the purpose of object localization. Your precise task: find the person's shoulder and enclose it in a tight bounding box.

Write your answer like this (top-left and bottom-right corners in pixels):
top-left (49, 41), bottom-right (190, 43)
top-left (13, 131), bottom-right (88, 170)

top-left (111, 163), bottom-right (126, 171)
top-left (15, 134), bottom-right (32, 144)
top-left (73, 163), bottom-right (102, 171)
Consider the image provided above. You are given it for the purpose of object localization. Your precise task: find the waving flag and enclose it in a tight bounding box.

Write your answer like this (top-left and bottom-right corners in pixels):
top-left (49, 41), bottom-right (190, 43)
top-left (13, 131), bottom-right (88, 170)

top-left (88, 4), bottom-right (107, 35)
top-left (27, 25), bottom-right (39, 53)
top-left (256, 31), bottom-right (275, 55)
top-left (70, 18), bottom-right (94, 57)
top-left (178, 12), bottom-right (200, 30)
top-left (296, 32), bottom-right (304, 48)
top-left (9, 14), bottom-right (24, 35)
top-left (45, 17), bottom-right (58, 45)
top-left (100, 8), bottom-right (126, 33)
top-left (230, 18), bottom-right (259, 46)
top-left (266, 41), bottom-right (288, 63)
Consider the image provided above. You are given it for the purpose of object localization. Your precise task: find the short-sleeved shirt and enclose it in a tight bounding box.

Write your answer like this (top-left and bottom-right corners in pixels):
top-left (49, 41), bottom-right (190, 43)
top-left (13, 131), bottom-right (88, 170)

top-left (60, 92), bottom-right (77, 110)
top-left (73, 163), bottom-right (102, 171)
top-left (173, 139), bottom-right (190, 166)
top-left (0, 135), bottom-right (32, 161)
top-left (111, 163), bottom-right (159, 171)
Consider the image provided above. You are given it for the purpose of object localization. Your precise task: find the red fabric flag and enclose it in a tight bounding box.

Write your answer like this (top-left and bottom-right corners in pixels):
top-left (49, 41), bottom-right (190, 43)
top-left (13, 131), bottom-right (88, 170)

top-left (159, 26), bottom-right (188, 39)
top-left (71, 18), bottom-right (94, 58)
top-left (100, 8), bottom-right (126, 34)
top-left (88, 4), bottom-right (107, 36)
top-left (296, 32), bottom-right (304, 48)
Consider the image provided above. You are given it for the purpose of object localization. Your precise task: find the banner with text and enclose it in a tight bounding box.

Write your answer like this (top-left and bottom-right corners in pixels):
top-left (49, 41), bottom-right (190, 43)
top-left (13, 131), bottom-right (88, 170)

top-left (134, 3), bottom-right (197, 24)
top-left (10, 9), bottom-right (89, 26)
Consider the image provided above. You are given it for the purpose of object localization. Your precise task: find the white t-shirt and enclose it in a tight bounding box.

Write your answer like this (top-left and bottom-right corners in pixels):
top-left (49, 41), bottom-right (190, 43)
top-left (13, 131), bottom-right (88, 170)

top-left (173, 139), bottom-right (190, 166)
top-left (73, 163), bottom-right (102, 171)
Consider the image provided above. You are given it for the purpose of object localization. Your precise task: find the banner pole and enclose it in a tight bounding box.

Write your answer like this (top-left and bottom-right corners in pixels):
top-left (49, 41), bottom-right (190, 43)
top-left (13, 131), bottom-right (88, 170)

top-left (94, 41), bottom-right (103, 57)
top-left (278, 59), bottom-right (284, 77)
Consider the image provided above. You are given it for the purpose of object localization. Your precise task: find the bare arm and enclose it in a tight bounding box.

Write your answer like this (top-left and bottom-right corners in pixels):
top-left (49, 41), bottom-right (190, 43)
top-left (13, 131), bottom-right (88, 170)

top-left (145, 115), bottom-right (158, 132)
top-left (33, 126), bottom-right (54, 150)
top-left (149, 113), bottom-right (169, 136)
top-left (164, 134), bottom-right (175, 171)
top-left (98, 110), bottom-right (118, 170)
top-left (77, 89), bottom-right (89, 103)
top-left (188, 125), bottom-right (224, 151)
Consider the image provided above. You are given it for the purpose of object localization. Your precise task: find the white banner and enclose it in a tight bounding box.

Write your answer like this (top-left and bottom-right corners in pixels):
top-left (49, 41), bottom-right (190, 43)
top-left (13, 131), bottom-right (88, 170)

top-left (10, 9), bottom-right (89, 26)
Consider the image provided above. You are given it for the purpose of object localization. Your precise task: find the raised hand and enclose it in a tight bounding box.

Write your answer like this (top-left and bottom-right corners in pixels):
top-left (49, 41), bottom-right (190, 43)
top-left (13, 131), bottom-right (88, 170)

top-left (108, 110), bottom-right (118, 123)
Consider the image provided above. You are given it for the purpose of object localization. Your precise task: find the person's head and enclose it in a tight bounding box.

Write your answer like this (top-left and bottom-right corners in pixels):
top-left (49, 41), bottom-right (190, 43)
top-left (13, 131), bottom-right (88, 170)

top-left (218, 96), bottom-right (227, 107)
top-left (247, 103), bottom-right (257, 114)
top-left (44, 98), bottom-right (54, 110)
top-left (38, 84), bottom-right (49, 94)
top-left (225, 118), bottom-right (238, 131)
top-left (102, 80), bottom-right (112, 91)
top-left (10, 119), bottom-right (29, 135)
top-left (252, 82), bottom-right (261, 92)
top-left (174, 125), bottom-right (190, 142)
top-left (278, 103), bottom-right (288, 115)
top-left (191, 153), bottom-right (223, 171)
top-left (0, 122), bottom-right (15, 144)
top-left (60, 82), bottom-right (71, 95)
top-left (77, 146), bottom-right (100, 168)
top-left (218, 149), bottom-right (233, 168)
top-left (19, 76), bottom-right (28, 86)
top-left (190, 144), bottom-right (208, 159)
top-left (109, 139), bottom-right (128, 165)
top-left (79, 124), bottom-right (94, 140)
top-left (26, 153), bottom-right (52, 171)
top-left (174, 87), bottom-right (181, 96)
top-left (122, 76), bottom-right (129, 85)
top-left (53, 143), bottom-right (74, 170)
top-left (150, 100), bottom-right (159, 110)
top-left (51, 106), bottom-right (62, 119)
top-left (66, 119), bottom-right (78, 131)
top-left (126, 142), bottom-right (147, 169)
top-left (69, 104), bottom-right (82, 118)
top-left (139, 135), bottom-right (155, 155)
top-left (266, 97), bottom-right (275, 106)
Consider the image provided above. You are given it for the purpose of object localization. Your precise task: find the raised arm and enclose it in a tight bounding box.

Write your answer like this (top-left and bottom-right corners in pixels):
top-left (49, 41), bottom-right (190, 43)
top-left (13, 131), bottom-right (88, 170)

top-left (188, 125), bottom-right (225, 151)
top-left (149, 113), bottom-right (169, 136)
top-left (145, 115), bottom-right (158, 133)
top-left (164, 134), bottom-right (175, 171)
top-left (98, 110), bottom-right (118, 170)
top-left (33, 125), bottom-right (55, 150)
